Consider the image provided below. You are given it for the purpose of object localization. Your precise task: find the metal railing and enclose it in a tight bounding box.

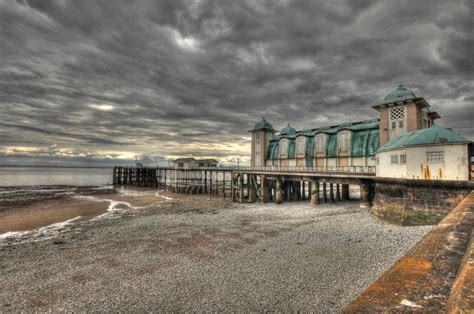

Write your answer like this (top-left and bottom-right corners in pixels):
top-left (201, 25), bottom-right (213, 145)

top-left (234, 165), bottom-right (376, 175)
top-left (115, 165), bottom-right (376, 175)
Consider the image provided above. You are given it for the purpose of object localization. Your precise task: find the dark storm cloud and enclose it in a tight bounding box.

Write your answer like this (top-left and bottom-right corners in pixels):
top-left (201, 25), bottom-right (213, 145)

top-left (0, 0), bottom-right (473, 166)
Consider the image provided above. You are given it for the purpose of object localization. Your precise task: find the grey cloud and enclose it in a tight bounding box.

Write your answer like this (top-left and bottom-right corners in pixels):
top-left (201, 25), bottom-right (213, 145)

top-left (0, 0), bottom-right (472, 166)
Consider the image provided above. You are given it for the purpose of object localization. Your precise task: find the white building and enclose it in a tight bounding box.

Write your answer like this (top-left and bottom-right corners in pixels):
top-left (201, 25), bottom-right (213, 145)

top-left (172, 158), bottom-right (197, 169)
top-left (172, 158), bottom-right (219, 169)
top-left (376, 125), bottom-right (470, 180)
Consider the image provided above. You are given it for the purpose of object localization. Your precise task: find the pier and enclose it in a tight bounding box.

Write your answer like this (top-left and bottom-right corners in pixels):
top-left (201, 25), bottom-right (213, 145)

top-left (113, 165), bottom-right (377, 208)
top-left (113, 166), bottom-right (233, 198)
top-left (113, 165), bottom-right (473, 225)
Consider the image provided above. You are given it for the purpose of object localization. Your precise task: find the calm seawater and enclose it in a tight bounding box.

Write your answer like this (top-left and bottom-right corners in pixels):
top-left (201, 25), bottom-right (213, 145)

top-left (0, 167), bottom-right (113, 187)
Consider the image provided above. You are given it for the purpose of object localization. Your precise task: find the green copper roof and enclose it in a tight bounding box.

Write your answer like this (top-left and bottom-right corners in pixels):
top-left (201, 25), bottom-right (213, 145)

top-left (268, 118), bottom-right (381, 158)
top-left (280, 123), bottom-right (297, 136)
top-left (377, 125), bottom-right (469, 152)
top-left (351, 128), bottom-right (380, 156)
top-left (382, 83), bottom-right (416, 105)
top-left (276, 118), bottom-right (379, 139)
top-left (267, 141), bottom-right (279, 160)
top-left (287, 139), bottom-right (296, 158)
top-left (251, 117), bottom-right (274, 132)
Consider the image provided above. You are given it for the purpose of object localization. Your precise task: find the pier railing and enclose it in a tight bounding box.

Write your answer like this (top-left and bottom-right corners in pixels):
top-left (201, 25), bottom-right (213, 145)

top-left (115, 165), bottom-right (376, 175)
top-left (235, 165), bottom-right (376, 175)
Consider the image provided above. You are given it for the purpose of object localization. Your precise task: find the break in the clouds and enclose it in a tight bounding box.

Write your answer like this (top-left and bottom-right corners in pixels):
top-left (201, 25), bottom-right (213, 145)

top-left (0, 0), bottom-right (473, 166)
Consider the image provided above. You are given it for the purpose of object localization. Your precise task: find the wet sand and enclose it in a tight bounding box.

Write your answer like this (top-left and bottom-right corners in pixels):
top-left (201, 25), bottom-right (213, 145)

top-left (0, 198), bottom-right (108, 233)
top-left (0, 186), bottom-right (174, 234)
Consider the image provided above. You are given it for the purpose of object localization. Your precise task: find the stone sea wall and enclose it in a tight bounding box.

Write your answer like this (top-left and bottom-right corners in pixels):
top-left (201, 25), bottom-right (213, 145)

top-left (371, 178), bottom-right (474, 225)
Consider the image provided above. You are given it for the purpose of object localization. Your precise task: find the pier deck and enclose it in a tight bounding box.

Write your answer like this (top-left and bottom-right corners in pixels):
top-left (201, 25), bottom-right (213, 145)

top-left (113, 166), bottom-right (376, 207)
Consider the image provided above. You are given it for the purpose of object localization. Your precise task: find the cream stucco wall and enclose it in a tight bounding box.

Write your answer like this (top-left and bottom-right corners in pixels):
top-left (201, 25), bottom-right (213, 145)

top-left (376, 149), bottom-right (407, 178)
top-left (351, 157), bottom-right (366, 166)
top-left (376, 144), bottom-right (469, 180)
top-left (367, 156), bottom-right (376, 167)
top-left (326, 158), bottom-right (337, 167)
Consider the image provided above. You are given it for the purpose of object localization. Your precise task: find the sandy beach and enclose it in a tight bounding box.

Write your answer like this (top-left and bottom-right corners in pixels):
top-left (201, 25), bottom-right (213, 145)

top-left (0, 187), bottom-right (433, 312)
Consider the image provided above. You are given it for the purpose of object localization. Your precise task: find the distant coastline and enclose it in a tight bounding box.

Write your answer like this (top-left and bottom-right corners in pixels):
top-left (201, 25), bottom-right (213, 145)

top-left (0, 166), bottom-right (113, 187)
top-left (0, 165), bottom-right (115, 169)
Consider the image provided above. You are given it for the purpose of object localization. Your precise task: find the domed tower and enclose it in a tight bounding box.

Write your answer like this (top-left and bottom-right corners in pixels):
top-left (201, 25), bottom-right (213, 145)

top-left (249, 118), bottom-right (276, 167)
top-left (373, 83), bottom-right (440, 146)
top-left (279, 124), bottom-right (296, 136)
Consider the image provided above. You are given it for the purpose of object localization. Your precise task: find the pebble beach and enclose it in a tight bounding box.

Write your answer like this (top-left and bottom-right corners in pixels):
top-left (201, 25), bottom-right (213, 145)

top-left (0, 187), bottom-right (433, 312)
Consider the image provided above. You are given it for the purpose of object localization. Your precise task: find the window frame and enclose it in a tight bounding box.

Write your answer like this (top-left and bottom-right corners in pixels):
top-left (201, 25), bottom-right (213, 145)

top-left (337, 131), bottom-right (350, 151)
top-left (279, 139), bottom-right (288, 158)
top-left (315, 134), bottom-right (326, 153)
top-left (427, 151), bottom-right (444, 164)
top-left (400, 154), bottom-right (406, 164)
top-left (296, 136), bottom-right (305, 155)
top-left (390, 155), bottom-right (398, 164)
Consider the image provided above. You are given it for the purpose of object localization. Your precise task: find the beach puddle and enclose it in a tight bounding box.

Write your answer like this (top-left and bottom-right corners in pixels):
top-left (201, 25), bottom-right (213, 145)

top-left (0, 186), bottom-right (174, 235)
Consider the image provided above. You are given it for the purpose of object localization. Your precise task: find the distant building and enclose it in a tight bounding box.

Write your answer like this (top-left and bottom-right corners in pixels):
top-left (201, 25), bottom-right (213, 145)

top-left (196, 159), bottom-right (218, 167)
top-left (172, 158), bottom-right (219, 169)
top-left (172, 158), bottom-right (196, 169)
top-left (249, 83), bottom-right (472, 180)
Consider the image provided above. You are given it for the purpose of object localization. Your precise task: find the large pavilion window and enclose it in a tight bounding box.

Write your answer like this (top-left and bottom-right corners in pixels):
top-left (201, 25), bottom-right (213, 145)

top-left (315, 135), bottom-right (325, 153)
top-left (279, 139), bottom-right (288, 158)
top-left (296, 137), bottom-right (305, 154)
top-left (337, 132), bottom-right (350, 151)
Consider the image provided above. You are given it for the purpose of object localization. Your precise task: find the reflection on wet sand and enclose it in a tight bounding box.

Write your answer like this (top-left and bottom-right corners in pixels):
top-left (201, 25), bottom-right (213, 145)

top-left (0, 186), bottom-right (174, 234)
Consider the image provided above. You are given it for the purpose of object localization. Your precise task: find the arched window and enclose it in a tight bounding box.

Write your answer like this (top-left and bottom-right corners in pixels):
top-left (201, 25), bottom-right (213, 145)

top-left (296, 136), bottom-right (305, 155)
top-left (279, 139), bottom-right (288, 158)
top-left (315, 134), bottom-right (326, 153)
top-left (337, 131), bottom-right (350, 151)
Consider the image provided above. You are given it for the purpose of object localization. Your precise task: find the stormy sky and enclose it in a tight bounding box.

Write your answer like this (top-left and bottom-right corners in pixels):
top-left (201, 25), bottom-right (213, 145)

top-left (1, 0), bottom-right (473, 167)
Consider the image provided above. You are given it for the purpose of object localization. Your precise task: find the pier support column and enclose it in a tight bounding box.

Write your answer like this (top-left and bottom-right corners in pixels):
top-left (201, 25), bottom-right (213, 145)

top-left (275, 177), bottom-right (282, 204)
top-left (239, 174), bottom-right (244, 203)
top-left (323, 183), bottom-right (327, 203)
top-left (341, 184), bottom-right (350, 200)
top-left (248, 175), bottom-right (256, 203)
top-left (302, 181), bottom-right (306, 200)
top-left (310, 179), bottom-right (319, 205)
top-left (336, 184), bottom-right (341, 201)
top-left (261, 176), bottom-right (267, 203)
top-left (296, 182), bottom-right (301, 200)
top-left (329, 183), bottom-right (334, 202)
top-left (359, 182), bottom-right (372, 208)
top-left (286, 181), bottom-right (291, 202)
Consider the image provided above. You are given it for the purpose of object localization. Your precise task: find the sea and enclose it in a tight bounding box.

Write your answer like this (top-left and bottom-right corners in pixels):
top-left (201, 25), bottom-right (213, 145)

top-left (0, 166), bottom-right (113, 187)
